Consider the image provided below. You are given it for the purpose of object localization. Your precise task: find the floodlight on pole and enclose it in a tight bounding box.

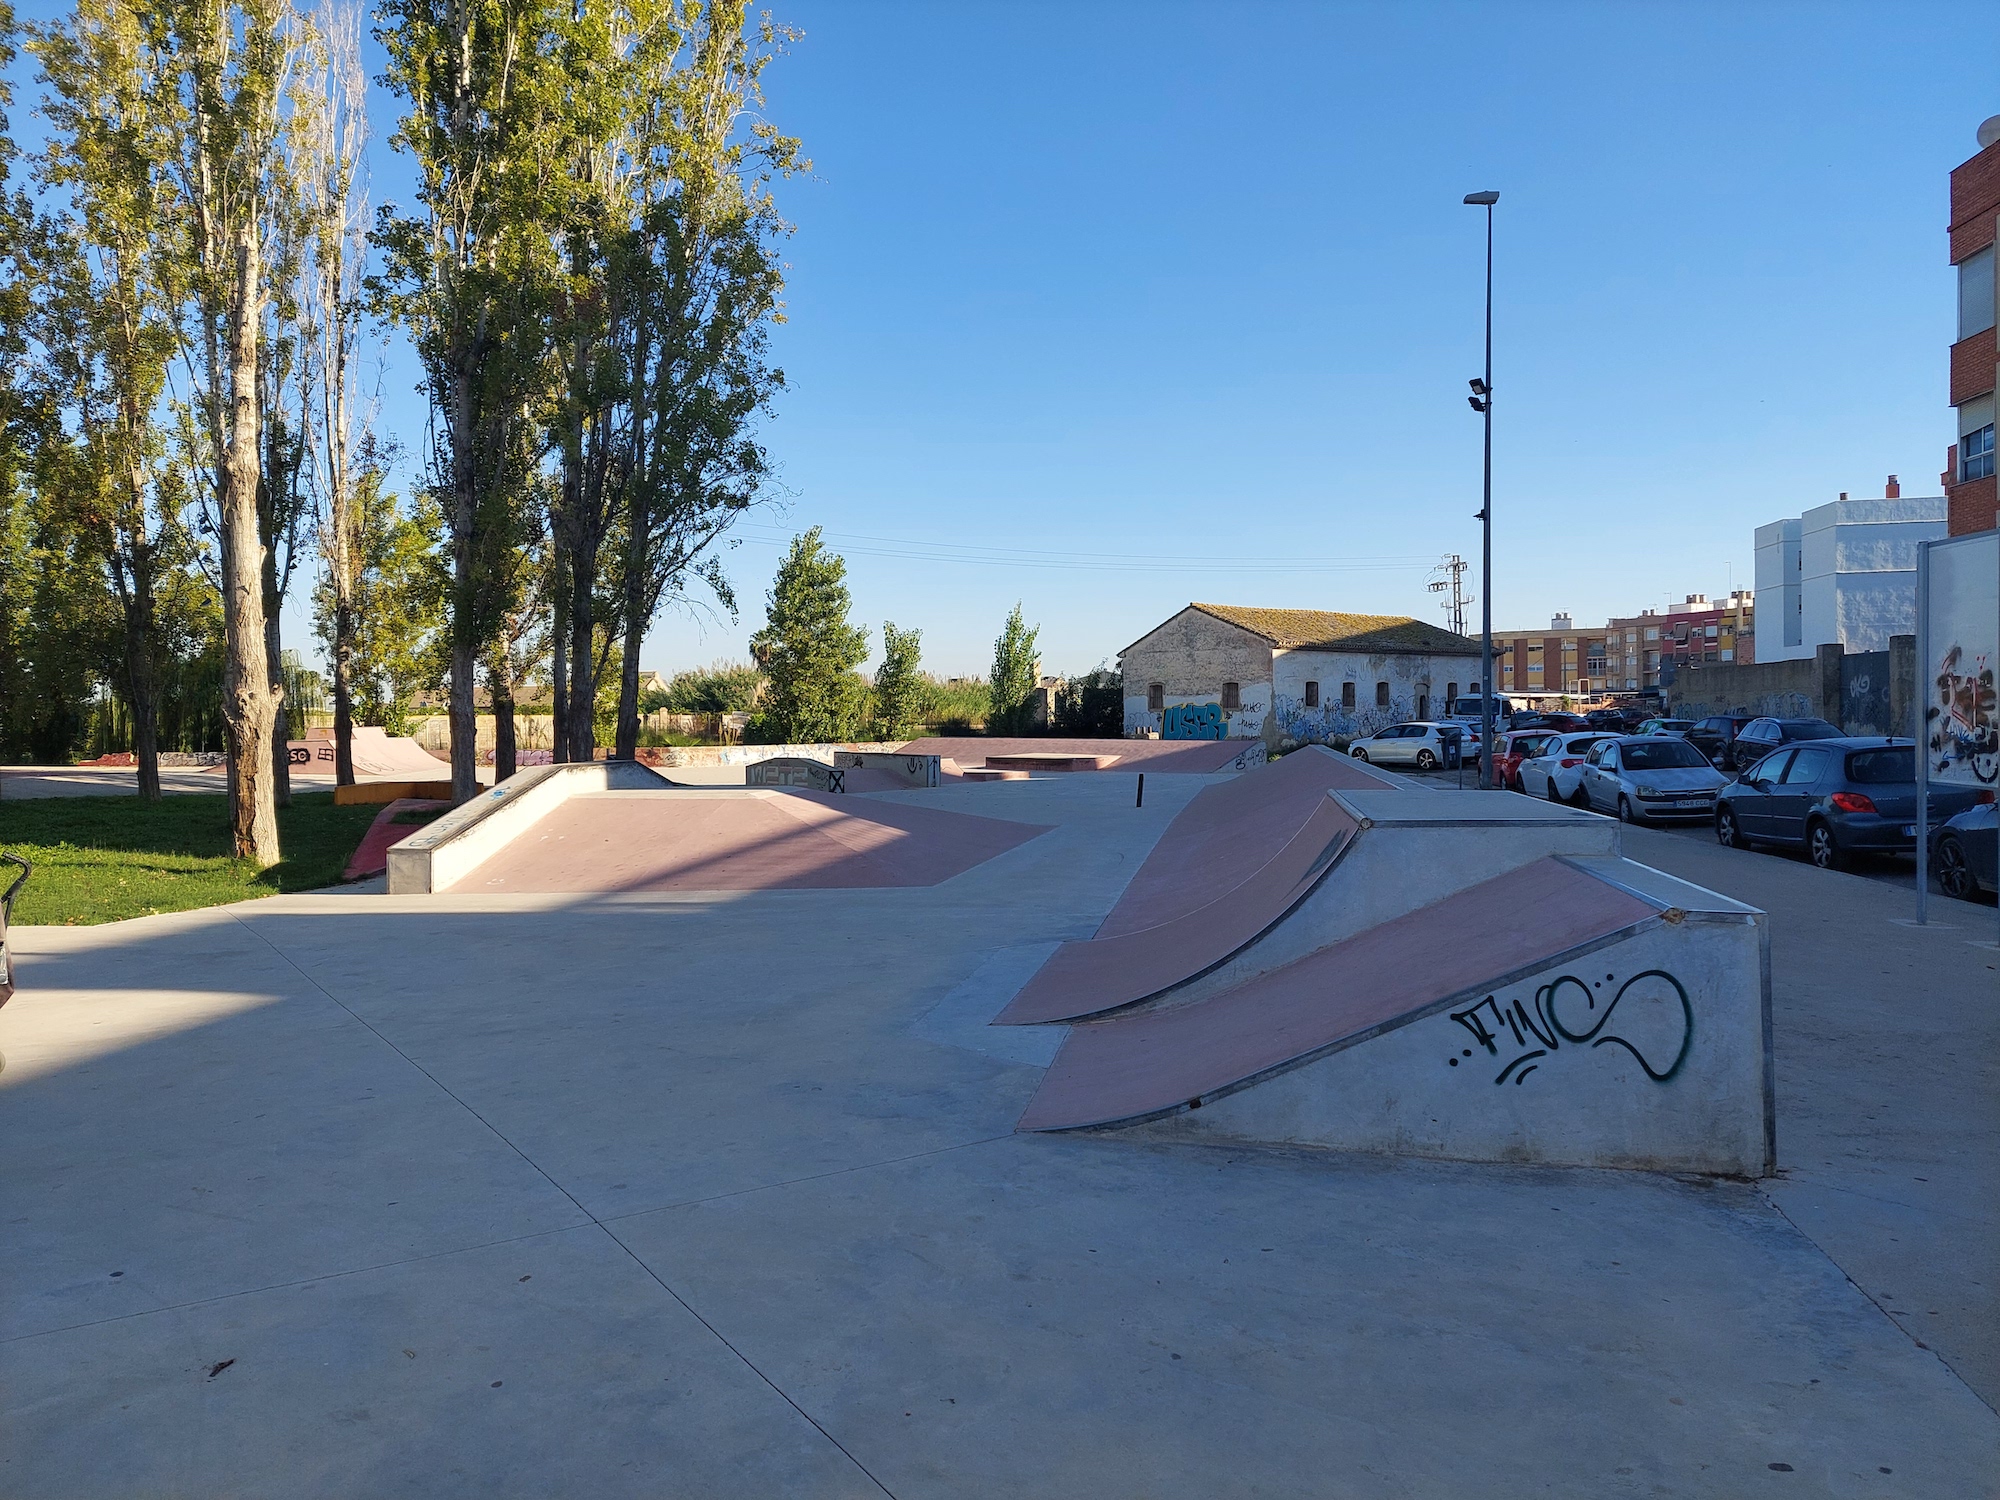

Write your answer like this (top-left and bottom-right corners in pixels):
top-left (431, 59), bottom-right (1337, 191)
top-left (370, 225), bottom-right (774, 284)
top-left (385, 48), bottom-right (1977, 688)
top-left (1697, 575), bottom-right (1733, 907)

top-left (1462, 190), bottom-right (1499, 788)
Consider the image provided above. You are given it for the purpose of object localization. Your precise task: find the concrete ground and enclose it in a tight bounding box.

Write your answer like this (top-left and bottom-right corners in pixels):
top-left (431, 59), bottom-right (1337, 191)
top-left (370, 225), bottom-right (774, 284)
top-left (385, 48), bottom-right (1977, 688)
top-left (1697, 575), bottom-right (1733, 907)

top-left (2, 772), bottom-right (1995, 1498)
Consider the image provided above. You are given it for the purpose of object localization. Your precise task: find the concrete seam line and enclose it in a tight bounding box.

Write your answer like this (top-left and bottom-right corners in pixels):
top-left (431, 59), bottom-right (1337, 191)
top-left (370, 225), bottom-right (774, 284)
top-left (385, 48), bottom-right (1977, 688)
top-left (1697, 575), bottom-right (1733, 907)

top-left (0, 1222), bottom-right (597, 1347)
top-left (225, 910), bottom-right (902, 1498)
top-left (1757, 1187), bottom-right (1999, 1420)
top-left (595, 1132), bottom-right (1021, 1224)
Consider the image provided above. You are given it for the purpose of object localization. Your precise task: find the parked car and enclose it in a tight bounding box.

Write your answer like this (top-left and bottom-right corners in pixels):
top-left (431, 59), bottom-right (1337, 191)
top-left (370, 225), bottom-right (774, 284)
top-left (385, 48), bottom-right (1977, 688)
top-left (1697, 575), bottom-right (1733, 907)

top-left (1495, 730), bottom-right (1558, 790)
top-left (1933, 802), bottom-right (1999, 901)
top-left (1714, 739), bottom-right (1987, 869)
top-left (1720, 716), bottom-right (1842, 773)
top-left (1584, 707), bottom-right (1630, 730)
top-left (1516, 732), bottom-right (1614, 802)
top-left (1683, 714), bottom-right (1756, 766)
top-left (1574, 735), bottom-right (1728, 822)
top-left (1347, 721), bottom-right (1459, 770)
top-left (1634, 717), bottom-right (1695, 738)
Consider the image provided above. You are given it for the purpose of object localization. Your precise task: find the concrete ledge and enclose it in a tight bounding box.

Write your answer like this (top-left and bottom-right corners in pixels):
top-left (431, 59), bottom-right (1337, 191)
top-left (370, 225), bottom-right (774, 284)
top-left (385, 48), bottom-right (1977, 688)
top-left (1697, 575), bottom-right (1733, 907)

top-left (385, 761), bottom-right (674, 894)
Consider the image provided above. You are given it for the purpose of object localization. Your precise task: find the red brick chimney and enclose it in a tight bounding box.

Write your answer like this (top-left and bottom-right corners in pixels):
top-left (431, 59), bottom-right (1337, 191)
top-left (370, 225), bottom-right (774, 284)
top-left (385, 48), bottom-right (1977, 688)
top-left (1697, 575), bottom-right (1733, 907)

top-left (1885, 474), bottom-right (1900, 499)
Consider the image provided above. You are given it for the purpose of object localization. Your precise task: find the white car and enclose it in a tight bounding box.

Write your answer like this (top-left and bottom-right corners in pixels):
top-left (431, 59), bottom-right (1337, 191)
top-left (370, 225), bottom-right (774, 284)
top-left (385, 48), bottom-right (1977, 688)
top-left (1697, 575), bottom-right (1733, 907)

top-left (1517, 732), bottom-right (1614, 802)
top-left (1348, 721), bottom-right (1461, 771)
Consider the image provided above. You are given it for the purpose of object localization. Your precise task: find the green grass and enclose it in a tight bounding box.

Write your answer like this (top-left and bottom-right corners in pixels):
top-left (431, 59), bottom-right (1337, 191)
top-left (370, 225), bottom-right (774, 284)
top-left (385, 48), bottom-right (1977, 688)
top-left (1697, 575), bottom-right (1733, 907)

top-left (0, 791), bottom-right (385, 925)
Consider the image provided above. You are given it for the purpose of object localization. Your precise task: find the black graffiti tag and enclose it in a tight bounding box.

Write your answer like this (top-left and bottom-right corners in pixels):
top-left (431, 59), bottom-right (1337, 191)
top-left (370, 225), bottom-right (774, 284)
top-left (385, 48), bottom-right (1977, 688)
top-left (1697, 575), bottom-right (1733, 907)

top-left (1447, 970), bottom-right (1692, 1087)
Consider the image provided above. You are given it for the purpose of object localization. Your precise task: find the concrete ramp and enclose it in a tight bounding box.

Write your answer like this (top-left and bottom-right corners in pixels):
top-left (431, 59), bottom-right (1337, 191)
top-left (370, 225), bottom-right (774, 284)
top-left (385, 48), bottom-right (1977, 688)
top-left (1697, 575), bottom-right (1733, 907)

top-left (996, 748), bottom-right (1391, 1024)
top-left (1018, 856), bottom-right (1772, 1177)
top-left (995, 752), bottom-right (1585, 1028)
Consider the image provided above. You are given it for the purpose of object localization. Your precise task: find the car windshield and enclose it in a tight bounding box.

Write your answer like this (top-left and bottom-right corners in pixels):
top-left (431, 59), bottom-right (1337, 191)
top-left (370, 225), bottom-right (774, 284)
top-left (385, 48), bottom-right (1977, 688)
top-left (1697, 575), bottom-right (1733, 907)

top-left (1846, 747), bottom-right (1914, 784)
top-left (1621, 740), bottom-right (1709, 770)
top-left (1782, 720), bottom-right (1841, 740)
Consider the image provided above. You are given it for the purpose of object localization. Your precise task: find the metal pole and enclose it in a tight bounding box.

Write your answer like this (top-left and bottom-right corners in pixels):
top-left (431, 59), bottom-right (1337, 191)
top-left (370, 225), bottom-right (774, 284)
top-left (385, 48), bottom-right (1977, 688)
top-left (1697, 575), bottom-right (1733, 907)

top-left (1478, 203), bottom-right (1495, 790)
top-left (1914, 540), bottom-right (1929, 926)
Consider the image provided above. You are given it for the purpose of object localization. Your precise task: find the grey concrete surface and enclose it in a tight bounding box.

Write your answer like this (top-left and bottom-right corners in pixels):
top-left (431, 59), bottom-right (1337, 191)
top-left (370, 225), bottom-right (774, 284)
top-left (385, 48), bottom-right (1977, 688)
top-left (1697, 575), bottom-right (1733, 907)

top-left (2, 771), bottom-right (1994, 1497)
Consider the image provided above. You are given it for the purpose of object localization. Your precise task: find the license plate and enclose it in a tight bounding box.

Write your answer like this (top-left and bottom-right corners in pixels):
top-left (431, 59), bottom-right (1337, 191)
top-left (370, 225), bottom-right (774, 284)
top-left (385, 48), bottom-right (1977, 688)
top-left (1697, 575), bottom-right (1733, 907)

top-left (1902, 825), bottom-right (1917, 837)
top-left (1674, 800), bottom-right (1706, 809)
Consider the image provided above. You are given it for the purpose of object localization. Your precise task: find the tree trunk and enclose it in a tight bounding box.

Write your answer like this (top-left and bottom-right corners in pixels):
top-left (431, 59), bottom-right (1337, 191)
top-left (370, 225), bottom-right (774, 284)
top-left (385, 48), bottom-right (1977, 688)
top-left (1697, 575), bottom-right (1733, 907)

top-left (446, 374), bottom-right (480, 805)
top-left (124, 611), bottom-right (162, 802)
top-left (331, 595), bottom-right (355, 785)
top-left (220, 225), bottom-right (280, 866)
top-left (615, 527), bottom-right (645, 760)
top-left (550, 529), bottom-right (569, 763)
top-left (264, 548), bottom-right (291, 808)
top-left (565, 531), bottom-right (596, 762)
top-left (489, 642), bottom-right (517, 782)
top-left (448, 636), bottom-right (479, 803)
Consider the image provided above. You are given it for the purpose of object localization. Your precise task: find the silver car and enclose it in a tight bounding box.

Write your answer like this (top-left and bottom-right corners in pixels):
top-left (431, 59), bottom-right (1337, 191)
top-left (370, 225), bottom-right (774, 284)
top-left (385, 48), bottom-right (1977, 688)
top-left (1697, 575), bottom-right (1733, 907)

top-left (1348, 721), bottom-right (1459, 770)
top-left (1574, 735), bottom-right (1728, 823)
top-left (1517, 732), bottom-right (1612, 802)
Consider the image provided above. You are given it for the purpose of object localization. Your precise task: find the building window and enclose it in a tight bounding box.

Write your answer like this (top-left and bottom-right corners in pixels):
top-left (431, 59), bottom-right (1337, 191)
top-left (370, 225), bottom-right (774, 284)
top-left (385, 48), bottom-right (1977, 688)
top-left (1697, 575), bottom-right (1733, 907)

top-left (1342, 681), bottom-right (1356, 709)
top-left (1304, 680), bottom-right (1319, 708)
top-left (1147, 683), bottom-right (1164, 712)
top-left (1960, 244), bottom-right (1996, 340)
top-left (1963, 423), bottom-right (1995, 482)
top-left (1375, 681), bottom-right (1390, 708)
top-left (1222, 682), bottom-right (1241, 711)
top-left (1447, 682), bottom-right (1458, 707)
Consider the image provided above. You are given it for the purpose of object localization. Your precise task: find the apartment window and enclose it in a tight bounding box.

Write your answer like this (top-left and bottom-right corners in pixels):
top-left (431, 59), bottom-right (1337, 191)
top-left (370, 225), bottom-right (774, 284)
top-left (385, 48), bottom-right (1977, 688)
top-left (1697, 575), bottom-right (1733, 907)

top-left (1375, 681), bottom-right (1390, 708)
top-left (1304, 680), bottom-right (1319, 708)
top-left (1960, 245), bottom-right (1996, 340)
top-left (1222, 682), bottom-right (1241, 711)
top-left (1341, 681), bottom-right (1357, 709)
top-left (1147, 683), bottom-right (1164, 712)
top-left (1963, 423), bottom-right (1995, 483)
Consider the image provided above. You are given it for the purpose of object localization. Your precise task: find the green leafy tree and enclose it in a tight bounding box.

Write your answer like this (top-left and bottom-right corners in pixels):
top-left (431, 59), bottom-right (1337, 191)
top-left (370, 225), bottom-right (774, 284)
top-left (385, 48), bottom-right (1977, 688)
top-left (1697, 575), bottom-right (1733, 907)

top-left (1053, 665), bottom-right (1122, 736)
top-left (375, 0), bottom-right (566, 802)
top-left (747, 527), bottom-right (866, 743)
top-left (316, 470), bottom-right (446, 736)
top-left (654, 659), bottom-right (759, 713)
top-left (871, 621), bottom-right (923, 742)
top-left (987, 602), bottom-right (1040, 735)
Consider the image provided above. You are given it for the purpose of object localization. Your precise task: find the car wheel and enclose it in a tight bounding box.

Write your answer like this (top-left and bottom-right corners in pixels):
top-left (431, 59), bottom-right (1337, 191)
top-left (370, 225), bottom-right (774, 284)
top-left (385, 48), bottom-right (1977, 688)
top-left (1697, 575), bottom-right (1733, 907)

top-left (1716, 807), bottom-right (1743, 849)
top-left (1934, 835), bottom-right (1977, 900)
top-left (1545, 780), bottom-right (1563, 805)
top-left (1806, 819), bottom-right (1847, 871)
top-left (1414, 749), bottom-right (1437, 771)
top-left (1350, 747), bottom-right (1369, 761)
top-left (1618, 795), bottom-right (1639, 824)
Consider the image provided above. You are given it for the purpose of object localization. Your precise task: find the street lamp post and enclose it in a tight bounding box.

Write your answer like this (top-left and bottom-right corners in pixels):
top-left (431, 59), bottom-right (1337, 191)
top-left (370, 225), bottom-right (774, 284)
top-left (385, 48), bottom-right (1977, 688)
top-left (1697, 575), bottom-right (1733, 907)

top-left (1463, 190), bottom-right (1499, 789)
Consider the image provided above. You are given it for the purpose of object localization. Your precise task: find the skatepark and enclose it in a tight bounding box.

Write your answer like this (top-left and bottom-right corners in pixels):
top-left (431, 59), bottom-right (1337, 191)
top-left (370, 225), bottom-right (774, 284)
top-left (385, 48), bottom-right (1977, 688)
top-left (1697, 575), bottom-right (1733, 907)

top-left (0, 742), bottom-right (1994, 1496)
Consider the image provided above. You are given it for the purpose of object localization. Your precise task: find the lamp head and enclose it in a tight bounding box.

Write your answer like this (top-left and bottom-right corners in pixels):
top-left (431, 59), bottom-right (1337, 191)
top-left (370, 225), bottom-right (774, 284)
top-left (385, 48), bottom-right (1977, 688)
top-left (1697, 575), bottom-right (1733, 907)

top-left (1463, 190), bottom-right (1500, 206)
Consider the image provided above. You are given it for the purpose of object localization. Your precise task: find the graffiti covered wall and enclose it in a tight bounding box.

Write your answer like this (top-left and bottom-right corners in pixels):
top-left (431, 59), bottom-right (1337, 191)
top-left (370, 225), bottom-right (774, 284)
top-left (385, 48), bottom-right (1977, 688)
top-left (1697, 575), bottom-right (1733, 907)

top-left (1266, 648), bottom-right (1473, 746)
top-left (1923, 532), bottom-right (1999, 787)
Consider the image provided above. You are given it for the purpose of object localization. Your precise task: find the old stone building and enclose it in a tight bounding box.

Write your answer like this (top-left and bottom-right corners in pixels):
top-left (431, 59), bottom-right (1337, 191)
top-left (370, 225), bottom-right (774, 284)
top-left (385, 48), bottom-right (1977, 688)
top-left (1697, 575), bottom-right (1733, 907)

top-left (1119, 604), bottom-right (1481, 745)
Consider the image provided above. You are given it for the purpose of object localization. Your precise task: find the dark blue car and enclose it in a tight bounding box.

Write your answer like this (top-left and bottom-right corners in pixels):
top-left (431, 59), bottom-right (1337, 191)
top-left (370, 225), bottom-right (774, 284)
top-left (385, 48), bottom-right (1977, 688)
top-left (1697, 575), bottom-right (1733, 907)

top-left (1714, 739), bottom-right (1986, 870)
top-left (1933, 803), bottom-right (1999, 901)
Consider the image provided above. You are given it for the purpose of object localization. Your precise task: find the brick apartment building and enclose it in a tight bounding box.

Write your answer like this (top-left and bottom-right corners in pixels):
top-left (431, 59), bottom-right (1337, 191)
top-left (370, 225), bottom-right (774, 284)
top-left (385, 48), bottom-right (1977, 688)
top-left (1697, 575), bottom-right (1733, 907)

top-left (1947, 118), bottom-right (1999, 536)
top-left (1494, 593), bottom-right (1753, 698)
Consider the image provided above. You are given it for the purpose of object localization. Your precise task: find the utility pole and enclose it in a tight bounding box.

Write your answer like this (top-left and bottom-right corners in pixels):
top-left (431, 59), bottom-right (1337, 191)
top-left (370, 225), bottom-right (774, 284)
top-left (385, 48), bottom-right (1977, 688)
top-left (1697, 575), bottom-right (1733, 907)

top-left (1428, 554), bottom-right (1471, 638)
top-left (1464, 189), bottom-right (1499, 790)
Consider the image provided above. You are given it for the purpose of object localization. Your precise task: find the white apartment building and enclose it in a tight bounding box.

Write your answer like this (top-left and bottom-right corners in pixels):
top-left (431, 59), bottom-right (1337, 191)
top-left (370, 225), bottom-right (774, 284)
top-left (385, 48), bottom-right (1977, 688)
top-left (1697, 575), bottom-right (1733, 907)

top-left (1751, 479), bottom-right (1946, 662)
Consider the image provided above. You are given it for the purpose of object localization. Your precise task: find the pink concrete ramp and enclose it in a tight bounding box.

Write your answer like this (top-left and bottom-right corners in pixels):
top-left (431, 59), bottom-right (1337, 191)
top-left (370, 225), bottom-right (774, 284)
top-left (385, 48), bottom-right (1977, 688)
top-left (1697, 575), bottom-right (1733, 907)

top-left (993, 748), bottom-right (1392, 1025)
top-left (453, 789), bottom-right (1051, 893)
top-left (901, 737), bottom-right (1258, 774)
top-left (1016, 857), bottom-right (1658, 1133)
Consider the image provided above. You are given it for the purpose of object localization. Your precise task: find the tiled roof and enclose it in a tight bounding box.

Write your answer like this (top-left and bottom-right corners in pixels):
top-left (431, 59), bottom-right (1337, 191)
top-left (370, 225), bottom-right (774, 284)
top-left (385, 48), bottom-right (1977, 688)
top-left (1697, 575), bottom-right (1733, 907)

top-left (1187, 603), bottom-right (1481, 656)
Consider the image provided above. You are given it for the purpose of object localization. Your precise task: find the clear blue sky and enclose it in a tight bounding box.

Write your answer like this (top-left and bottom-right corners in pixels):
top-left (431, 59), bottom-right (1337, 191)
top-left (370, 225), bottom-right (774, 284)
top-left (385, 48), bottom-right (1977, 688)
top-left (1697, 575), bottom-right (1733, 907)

top-left (14, 1), bottom-right (1994, 679)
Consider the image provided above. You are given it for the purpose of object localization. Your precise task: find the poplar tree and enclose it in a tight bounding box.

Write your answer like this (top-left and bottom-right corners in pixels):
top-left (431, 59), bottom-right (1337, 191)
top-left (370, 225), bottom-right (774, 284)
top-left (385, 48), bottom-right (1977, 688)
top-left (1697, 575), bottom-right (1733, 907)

top-left (376, 0), bottom-right (565, 803)
top-left (871, 621), bottom-right (922, 742)
top-left (988, 603), bottom-right (1041, 736)
top-left (748, 527), bottom-right (866, 744)
top-left (29, 0), bottom-right (188, 801)
top-left (160, 0), bottom-right (296, 863)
